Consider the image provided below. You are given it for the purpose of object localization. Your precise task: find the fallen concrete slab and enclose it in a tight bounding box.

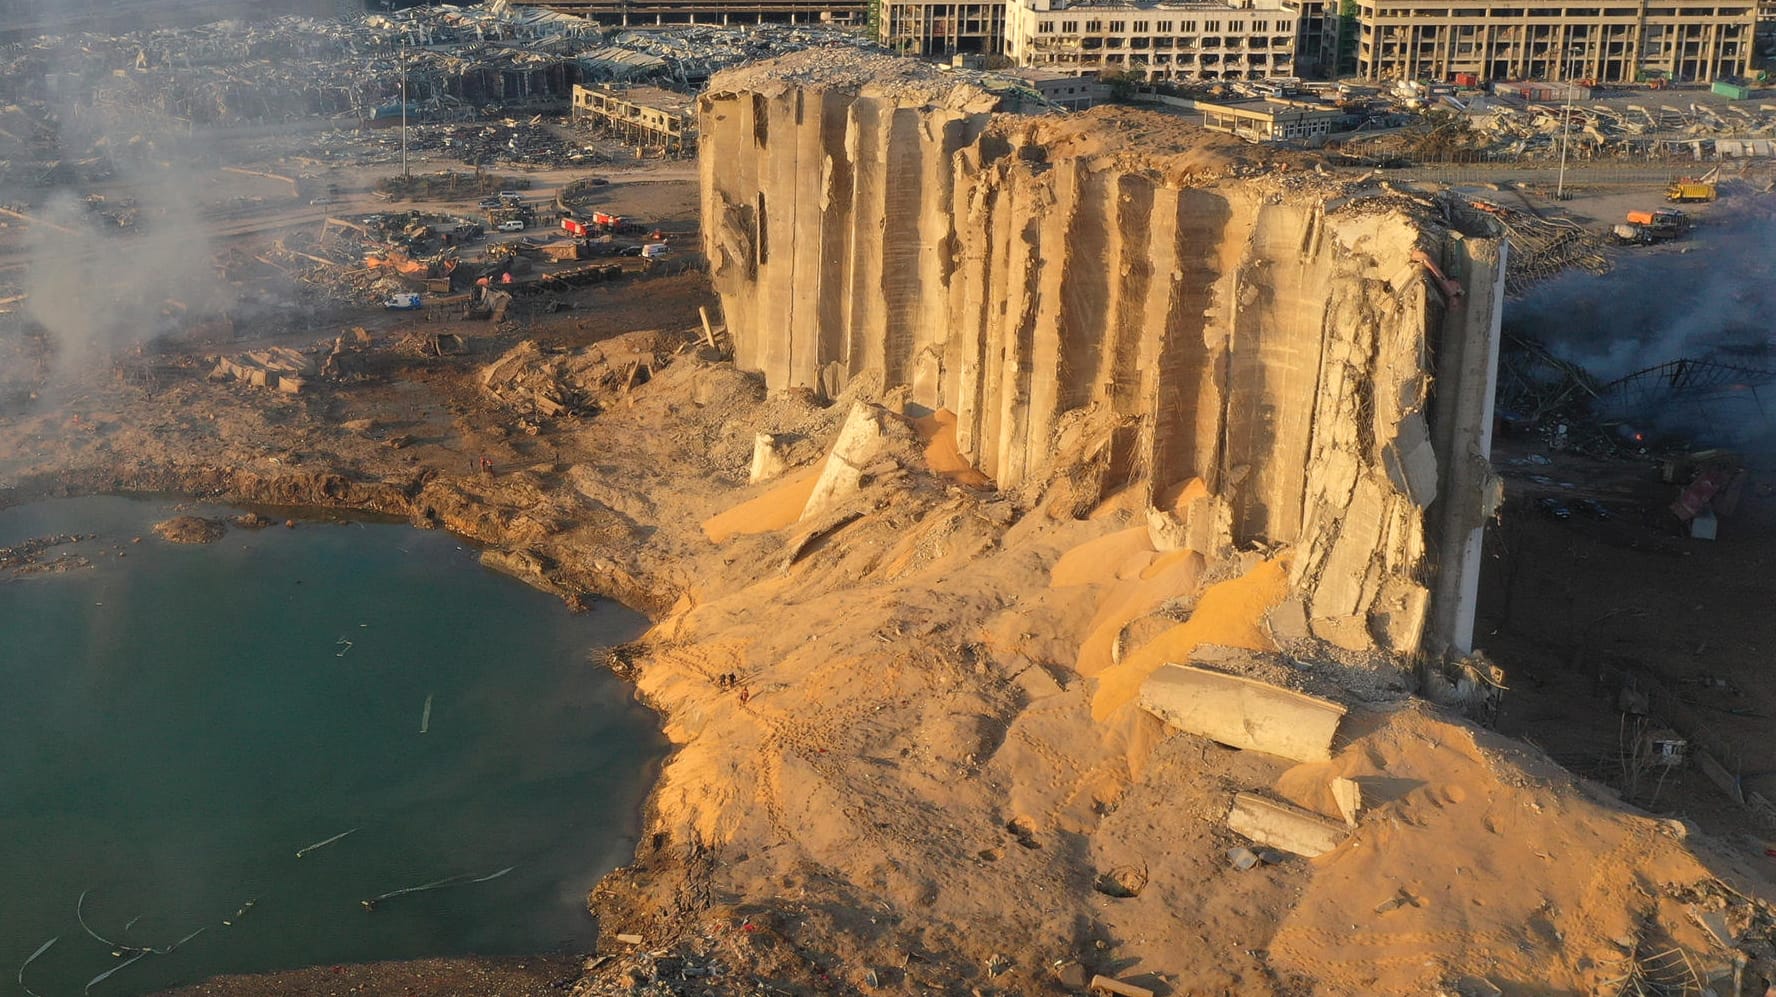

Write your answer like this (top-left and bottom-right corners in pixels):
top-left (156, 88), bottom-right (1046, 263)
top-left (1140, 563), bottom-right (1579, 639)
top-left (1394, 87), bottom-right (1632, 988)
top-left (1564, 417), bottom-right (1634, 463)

top-left (1089, 975), bottom-right (1156, 997)
top-left (1332, 776), bottom-right (1362, 827)
top-left (1138, 663), bottom-right (1346, 762)
top-left (1227, 792), bottom-right (1349, 857)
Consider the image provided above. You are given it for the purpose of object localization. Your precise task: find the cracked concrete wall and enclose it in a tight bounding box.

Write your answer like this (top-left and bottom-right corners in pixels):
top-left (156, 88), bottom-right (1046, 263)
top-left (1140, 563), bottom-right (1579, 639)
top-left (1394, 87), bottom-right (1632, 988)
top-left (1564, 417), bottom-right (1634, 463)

top-left (700, 51), bottom-right (1504, 655)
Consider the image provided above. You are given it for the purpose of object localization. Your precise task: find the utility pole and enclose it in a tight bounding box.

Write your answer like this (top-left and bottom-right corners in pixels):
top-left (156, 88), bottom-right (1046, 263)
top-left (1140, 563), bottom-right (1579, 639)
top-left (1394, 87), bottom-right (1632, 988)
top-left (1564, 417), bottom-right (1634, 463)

top-left (400, 40), bottom-right (409, 179)
top-left (1555, 46), bottom-right (1576, 200)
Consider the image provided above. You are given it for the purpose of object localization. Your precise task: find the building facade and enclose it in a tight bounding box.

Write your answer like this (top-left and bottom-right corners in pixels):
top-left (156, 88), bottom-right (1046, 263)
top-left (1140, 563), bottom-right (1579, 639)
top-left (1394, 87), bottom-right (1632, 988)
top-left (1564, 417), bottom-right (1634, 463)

top-left (511, 0), bottom-right (864, 26)
top-left (881, 0), bottom-right (1007, 54)
top-left (1355, 0), bottom-right (1755, 83)
top-left (1202, 96), bottom-right (1344, 137)
top-left (1003, 0), bottom-right (1300, 81)
top-left (1289, 0), bottom-right (1346, 75)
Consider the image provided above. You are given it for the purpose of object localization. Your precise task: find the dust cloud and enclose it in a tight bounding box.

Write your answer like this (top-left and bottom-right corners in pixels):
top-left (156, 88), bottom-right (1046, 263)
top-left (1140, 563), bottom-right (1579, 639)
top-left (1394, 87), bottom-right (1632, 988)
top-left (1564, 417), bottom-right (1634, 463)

top-left (1509, 208), bottom-right (1776, 383)
top-left (1505, 206), bottom-right (1776, 447)
top-left (2, 0), bottom-right (302, 381)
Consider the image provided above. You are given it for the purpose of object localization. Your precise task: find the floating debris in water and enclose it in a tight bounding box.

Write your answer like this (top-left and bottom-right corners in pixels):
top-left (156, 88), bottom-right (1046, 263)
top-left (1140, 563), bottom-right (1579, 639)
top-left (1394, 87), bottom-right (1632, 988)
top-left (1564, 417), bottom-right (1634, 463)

top-left (161, 926), bottom-right (206, 952)
top-left (77, 890), bottom-right (138, 953)
top-left (83, 949), bottom-right (147, 995)
top-left (17, 936), bottom-right (56, 997)
top-left (296, 827), bottom-right (359, 858)
top-left (78, 890), bottom-right (209, 960)
top-left (361, 866), bottom-right (514, 911)
top-left (420, 693), bottom-right (433, 734)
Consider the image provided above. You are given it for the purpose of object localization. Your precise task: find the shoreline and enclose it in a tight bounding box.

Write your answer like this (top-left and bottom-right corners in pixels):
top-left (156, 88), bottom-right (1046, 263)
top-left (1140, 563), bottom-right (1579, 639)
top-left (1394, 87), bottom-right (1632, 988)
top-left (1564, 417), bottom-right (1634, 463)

top-left (0, 487), bottom-right (664, 997)
top-left (3, 291), bottom-right (1773, 997)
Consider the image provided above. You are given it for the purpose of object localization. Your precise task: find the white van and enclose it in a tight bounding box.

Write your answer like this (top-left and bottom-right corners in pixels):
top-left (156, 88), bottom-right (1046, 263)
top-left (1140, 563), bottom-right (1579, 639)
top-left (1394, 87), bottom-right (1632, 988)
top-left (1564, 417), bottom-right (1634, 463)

top-left (497, 219), bottom-right (526, 232)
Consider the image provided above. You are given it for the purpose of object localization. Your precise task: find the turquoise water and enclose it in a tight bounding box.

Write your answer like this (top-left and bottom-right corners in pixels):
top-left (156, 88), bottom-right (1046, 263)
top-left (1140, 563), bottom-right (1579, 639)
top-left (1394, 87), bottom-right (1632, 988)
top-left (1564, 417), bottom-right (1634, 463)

top-left (0, 496), bottom-right (663, 996)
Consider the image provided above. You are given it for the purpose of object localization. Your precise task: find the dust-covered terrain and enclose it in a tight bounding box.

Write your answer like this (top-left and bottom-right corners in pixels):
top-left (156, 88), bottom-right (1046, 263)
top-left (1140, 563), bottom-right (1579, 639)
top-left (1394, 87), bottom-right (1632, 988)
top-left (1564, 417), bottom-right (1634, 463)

top-left (5, 36), bottom-right (1776, 997)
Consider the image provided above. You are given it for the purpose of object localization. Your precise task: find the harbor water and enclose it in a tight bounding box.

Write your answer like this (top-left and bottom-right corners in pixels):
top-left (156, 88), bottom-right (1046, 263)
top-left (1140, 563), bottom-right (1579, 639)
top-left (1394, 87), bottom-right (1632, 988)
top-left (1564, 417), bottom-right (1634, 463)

top-left (0, 496), bottom-right (663, 995)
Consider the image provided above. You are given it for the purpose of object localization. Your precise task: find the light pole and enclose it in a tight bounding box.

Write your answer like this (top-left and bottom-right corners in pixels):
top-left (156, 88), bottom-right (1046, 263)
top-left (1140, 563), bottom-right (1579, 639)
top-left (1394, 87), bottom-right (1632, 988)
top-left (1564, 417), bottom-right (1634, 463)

top-left (1555, 44), bottom-right (1579, 200)
top-left (401, 39), bottom-right (410, 178)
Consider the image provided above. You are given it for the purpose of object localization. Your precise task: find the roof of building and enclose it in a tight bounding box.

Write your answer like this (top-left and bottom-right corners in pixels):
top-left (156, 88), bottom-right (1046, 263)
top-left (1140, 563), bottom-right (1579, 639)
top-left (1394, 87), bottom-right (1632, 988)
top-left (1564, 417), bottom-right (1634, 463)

top-left (1205, 98), bottom-right (1342, 115)
top-left (1018, 0), bottom-right (1296, 12)
top-left (1002, 66), bottom-right (1106, 84)
top-left (583, 83), bottom-right (697, 114)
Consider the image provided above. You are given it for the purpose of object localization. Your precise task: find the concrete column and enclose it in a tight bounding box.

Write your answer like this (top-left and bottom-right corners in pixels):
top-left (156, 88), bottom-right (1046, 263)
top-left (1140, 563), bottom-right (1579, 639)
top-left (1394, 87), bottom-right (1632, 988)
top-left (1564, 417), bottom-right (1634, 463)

top-left (1425, 236), bottom-right (1508, 656)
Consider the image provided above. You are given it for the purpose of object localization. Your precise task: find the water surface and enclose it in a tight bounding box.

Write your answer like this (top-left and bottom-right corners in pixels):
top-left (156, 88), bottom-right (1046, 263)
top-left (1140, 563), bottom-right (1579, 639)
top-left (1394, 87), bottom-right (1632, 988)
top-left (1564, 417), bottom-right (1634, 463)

top-left (0, 496), bottom-right (661, 995)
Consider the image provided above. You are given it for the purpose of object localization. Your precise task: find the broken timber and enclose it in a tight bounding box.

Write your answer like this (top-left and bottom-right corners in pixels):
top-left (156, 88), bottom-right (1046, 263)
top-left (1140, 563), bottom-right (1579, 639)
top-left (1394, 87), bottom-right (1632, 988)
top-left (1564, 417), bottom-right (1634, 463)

top-left (1138, 663), bottom-right (1346, 762)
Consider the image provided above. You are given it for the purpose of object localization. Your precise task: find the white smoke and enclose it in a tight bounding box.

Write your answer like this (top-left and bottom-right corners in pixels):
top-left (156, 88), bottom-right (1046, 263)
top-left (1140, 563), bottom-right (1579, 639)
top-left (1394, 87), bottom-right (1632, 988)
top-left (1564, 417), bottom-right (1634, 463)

top-left (1510, 205), bottom-right (1776, 384)
top-left (4, 0), bottom-right (327, 380)
top-left (1505, 201), bottom-right (1776, 449)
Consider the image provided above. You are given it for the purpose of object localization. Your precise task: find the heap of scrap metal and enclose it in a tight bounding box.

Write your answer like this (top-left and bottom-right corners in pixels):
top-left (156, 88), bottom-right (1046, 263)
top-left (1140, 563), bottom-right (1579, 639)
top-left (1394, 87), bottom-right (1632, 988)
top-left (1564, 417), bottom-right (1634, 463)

top-left (1348, 93), bottom-right (1776, 163)
top-left (0, 2), bottom-right (882, 137)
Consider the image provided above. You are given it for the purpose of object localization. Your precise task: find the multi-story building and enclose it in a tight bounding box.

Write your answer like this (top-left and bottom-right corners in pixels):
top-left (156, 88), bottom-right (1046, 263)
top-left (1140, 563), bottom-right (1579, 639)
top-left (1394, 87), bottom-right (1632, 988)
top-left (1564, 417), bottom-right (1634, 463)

top-left (1003, 0), bottom-right (1300, 81)
top-left (1289, 0), bottom-right (1346, 75)
top-left (1355, 0), bottom-right (1755, 83)
top-left (510, 0), bottom-right (864, 26)
top-left (880, 0), bottom-right (1007, 54)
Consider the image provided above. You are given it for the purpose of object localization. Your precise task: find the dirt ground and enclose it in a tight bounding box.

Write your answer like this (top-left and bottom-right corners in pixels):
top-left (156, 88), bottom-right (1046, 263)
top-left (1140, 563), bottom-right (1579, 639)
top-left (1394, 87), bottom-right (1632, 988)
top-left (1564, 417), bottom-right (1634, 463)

top-left (1482, 437), bottom-right (1776, 841)
top-left (6, 122), bottom-right (1776, 997)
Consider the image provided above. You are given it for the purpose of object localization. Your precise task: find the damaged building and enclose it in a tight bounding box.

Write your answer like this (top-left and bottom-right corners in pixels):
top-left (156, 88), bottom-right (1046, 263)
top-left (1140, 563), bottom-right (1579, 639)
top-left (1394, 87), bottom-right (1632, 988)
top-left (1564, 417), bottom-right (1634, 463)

top-left (700, 51), bottom-right (1505, 657)
top-left (571, 84), bottom-right (697, 152)
top-left (510, 0), bottom-right (868, 26)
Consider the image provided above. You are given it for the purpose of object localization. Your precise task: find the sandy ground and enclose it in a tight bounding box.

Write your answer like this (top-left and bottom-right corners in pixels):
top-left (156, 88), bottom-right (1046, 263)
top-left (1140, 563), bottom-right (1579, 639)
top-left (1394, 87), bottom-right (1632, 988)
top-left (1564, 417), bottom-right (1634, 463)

top-left (2, 145), bottom-right (1776, 997)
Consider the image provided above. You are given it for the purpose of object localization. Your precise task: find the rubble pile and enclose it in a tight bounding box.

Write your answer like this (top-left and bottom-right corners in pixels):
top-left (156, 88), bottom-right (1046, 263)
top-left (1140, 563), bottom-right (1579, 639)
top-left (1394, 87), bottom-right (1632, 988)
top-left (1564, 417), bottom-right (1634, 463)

top-left (209, 346), bottom-right (316, 394)
top-left (408, 120), bottom-right (604, 168)
top-left (595, 24), bottom-right (885, 87)
top-left (0, 534), bottom-right (94, 579)
top-left (480, 330), bottom-right (686, 421)
top-left (1438, 193), bottom-right (1613, 296)
top-left (0, 2), bottom-right (881, 154)
top-left (1464, 98), bottom-right (1776, 160)
top-left (704, 50), bottom-right (1505, 655)
top-left (1348, 94), bottom-right (1776, 163)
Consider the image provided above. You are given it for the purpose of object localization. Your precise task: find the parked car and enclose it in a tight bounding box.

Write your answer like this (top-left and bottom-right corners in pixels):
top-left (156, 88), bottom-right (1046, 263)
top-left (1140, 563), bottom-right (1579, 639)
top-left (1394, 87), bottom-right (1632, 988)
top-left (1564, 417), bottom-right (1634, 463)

top-left (1577, 498), bottom-right (1612, 520)
top-left (1537, 497), bottom-right (1572, 521)
top-left (497, 219), bottom-right (526, 232)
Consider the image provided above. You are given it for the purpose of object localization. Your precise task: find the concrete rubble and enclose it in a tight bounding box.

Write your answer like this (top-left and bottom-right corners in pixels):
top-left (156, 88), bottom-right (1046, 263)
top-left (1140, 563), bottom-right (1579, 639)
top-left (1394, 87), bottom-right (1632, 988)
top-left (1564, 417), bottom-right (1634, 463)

top-left (1225, 792), bottom-right (1351, 858)
top-left (209, 346), bottom-right (316, 393)
top-left (1138, 663), bottom-right (1346, 763)
top-left (701, 50), bottom-right (1508, 658)
top-left (0, 1), bottom-right (880, 177)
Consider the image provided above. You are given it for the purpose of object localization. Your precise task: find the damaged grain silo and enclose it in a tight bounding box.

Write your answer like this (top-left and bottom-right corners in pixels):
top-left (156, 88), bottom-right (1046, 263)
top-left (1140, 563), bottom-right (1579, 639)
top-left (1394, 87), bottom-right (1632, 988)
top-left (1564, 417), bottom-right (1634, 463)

top-left (699, 51), bottom-right (1505, 662)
